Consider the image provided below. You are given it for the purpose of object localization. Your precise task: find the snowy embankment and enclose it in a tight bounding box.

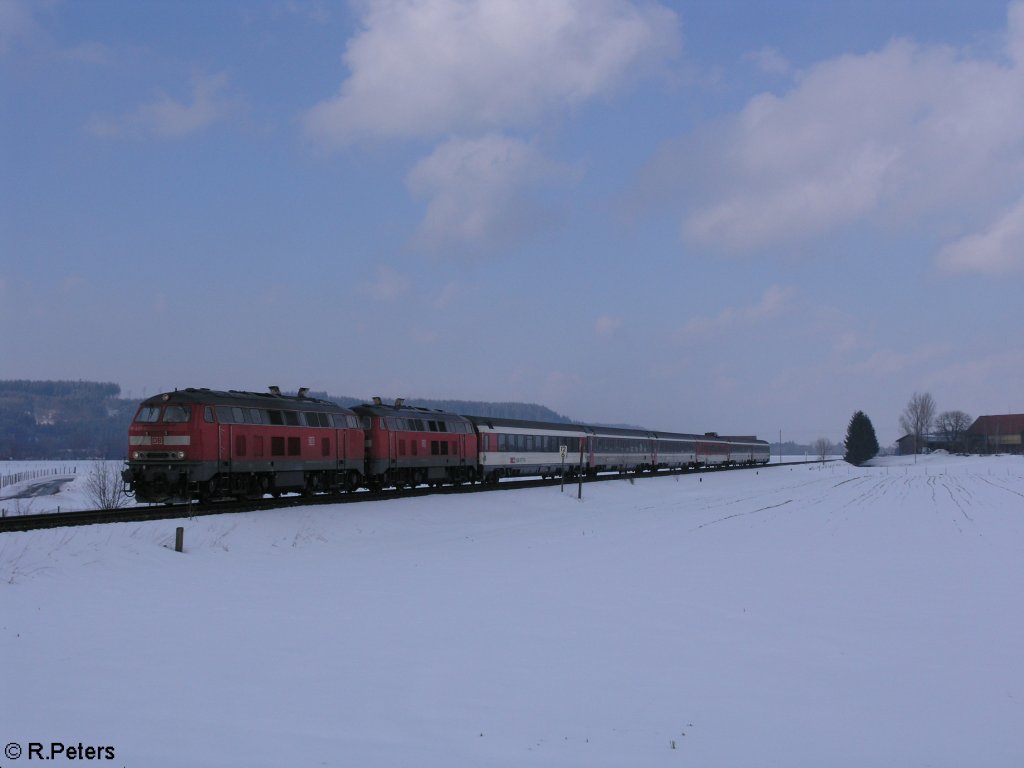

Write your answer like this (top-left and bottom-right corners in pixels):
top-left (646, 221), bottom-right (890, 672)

top-left (2, 454), bottom-right (1023, 767)
top-left (0, 460), bottom-right (130, 516)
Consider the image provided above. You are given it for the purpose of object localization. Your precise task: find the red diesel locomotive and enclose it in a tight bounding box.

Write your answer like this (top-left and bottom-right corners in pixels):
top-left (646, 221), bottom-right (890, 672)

top-left (123, 387), bottom-right (771, 503)
top-left (123, 387), bottom-right (363, 502)
top-left (353, 398), bottom-right (479, 489)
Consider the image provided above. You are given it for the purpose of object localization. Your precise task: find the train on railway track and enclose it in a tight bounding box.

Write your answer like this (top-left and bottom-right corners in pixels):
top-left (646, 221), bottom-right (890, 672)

top-left (122, 387), bottom-right (771, 503)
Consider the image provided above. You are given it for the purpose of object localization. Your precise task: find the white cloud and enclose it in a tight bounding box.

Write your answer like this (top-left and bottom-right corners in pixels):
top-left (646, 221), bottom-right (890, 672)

top-left (847, 344), bottom-right (946, 378)
top-left (651, 2), bottom-right (1024, 265)
top-left (58, 40), bottom-right (113, 65)
top-left (675, 285), bottom-right (794, 342)
top-left (285, 0), bottom-right (332, 25)
top-left (938, 196), bottom-right (1024, 273)
top-left (412, 327), bottom-right (438, 345)
top-left (0, 0), bottom-right (110, 61)
top-left (303, 0), bottom-right (679, 147)
top-left (595, 315), bottom-right (622, 336)
top-left (362, 265), bottom-right (410, 300)
top-left (744, 46), bottom-right (791, 75)
top-left (834, 331), bottom-right (861, 355)
top-left (925, 349), bottom-right (1024, 404)
top-left (406, 133), bottom-right (572, 255)
top-left (87, 72), bottom-right (238, 139)
top-left (0, 0), bottom-right (43, 56)
top-left (432, 281), bottom-right (464, 308)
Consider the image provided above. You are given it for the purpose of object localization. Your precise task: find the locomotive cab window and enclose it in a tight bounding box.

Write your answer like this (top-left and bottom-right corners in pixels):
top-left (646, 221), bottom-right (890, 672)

top-left (163, 406), bottom-right (191, 423)
top-left (135, 406), bottom-right (161, 423)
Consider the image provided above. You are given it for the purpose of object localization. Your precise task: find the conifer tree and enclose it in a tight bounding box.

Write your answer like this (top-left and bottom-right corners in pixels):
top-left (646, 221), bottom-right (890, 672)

top-left (844, 410), bottom-right (880, 466)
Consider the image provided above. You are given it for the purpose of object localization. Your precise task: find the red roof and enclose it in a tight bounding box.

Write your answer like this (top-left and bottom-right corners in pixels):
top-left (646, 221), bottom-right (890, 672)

top-left (968, 414), bottom-right (1024, 435)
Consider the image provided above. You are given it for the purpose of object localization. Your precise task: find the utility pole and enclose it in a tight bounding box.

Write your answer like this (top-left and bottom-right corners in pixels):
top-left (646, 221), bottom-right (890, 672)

top-left (578, 438), bottom-right (585, 500)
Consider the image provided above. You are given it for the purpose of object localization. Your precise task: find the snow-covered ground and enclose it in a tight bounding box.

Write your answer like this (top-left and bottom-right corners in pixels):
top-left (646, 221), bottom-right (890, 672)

top-left (0, 460), bottom-right (126, 516)
top-left (2, 453), bottom-right (1023, 767)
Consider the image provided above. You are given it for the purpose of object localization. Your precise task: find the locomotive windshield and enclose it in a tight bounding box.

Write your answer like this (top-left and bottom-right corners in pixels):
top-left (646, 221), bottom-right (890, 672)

top-left (163, 406), bottom-right (191, 423)
top-left (135, 406), bottom-right (161, 423)
top-left (134, 405), bottom-right (192, 423)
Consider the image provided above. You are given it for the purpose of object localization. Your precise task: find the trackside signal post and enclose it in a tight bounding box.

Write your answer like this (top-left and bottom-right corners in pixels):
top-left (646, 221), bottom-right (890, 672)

top-left (578, 439), bottom-right (584, 500)
top-left (560, 444), bottom-right (567, 492)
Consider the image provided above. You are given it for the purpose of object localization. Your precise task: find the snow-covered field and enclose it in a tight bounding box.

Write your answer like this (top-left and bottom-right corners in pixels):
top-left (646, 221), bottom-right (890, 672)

top-left (0, 460), bottom-right (126, 516)
top-left (2, 453), bottom-right (1023, 767)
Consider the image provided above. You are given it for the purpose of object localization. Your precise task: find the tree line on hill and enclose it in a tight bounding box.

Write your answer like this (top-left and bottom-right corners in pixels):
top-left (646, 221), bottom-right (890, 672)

top-left (0, 380), bottom-right (135, 460)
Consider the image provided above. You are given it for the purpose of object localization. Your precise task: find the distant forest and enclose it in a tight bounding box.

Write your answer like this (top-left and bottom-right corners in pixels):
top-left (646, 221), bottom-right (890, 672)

top-left (0, 381), bottom-right (571, 460)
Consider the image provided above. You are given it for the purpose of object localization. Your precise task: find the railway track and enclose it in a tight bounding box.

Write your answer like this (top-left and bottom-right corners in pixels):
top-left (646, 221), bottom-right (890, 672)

top-left (0, 460), bottom-right (820, 533)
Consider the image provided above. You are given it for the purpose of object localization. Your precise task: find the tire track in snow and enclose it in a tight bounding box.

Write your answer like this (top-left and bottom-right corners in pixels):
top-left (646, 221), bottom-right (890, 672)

top-left (977, 476), bottom-right (1024, 499)
top-left (942, 476), bottom-right (974, 524)
top-left (694, 499), bottom-right (793, 529)
top-left (841, 476), bottom-right (895, 509)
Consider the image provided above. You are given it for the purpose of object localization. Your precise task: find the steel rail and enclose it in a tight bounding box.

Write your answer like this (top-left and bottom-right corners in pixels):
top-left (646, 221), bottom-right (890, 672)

top-left (0, 460), bottom-right (824, 533)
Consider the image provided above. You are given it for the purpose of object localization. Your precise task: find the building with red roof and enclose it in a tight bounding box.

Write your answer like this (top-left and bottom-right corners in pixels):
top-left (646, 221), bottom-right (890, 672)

top-left (967, 414), bottom-right (1024, 454)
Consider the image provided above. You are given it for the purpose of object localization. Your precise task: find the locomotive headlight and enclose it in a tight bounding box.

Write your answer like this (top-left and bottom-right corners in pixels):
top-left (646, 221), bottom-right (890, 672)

top-left (133, 451), bottom-right (141, 460)
top-left (175, 451), bottom-right (185, 459)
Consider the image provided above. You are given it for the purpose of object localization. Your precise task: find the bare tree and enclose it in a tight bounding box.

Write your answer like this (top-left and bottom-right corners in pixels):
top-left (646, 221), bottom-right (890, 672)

top-left (899, 392), bottom-right (936, 454)
top-left (935, 410), bottom-right (972, 453)
top-left (812, 437), bottom-right (832, 462)
top-left (84, 461), bottom-right (130, 510)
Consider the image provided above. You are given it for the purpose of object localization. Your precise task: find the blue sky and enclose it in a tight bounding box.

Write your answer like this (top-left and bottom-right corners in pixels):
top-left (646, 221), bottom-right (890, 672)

top-left (3, 0), bottom-right (1023, 445)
